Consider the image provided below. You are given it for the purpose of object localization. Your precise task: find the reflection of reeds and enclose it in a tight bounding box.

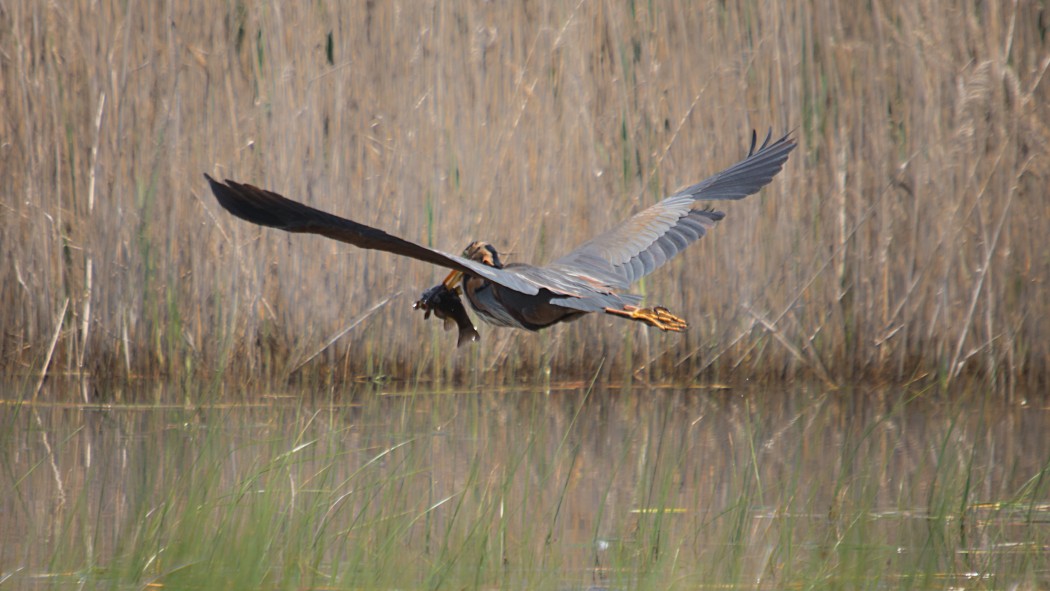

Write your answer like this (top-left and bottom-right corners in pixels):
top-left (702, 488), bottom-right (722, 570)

top-left (9, 387), bottom-right (1050, 588)
top-left (3, 1), bottom-right (1047, 389)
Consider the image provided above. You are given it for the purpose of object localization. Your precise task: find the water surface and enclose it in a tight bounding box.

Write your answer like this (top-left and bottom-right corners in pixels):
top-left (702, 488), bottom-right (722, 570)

top-left (3, 384), bottom-right (1048, 589)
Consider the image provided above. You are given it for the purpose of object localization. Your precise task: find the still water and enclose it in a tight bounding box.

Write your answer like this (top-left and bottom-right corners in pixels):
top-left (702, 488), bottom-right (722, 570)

top-left (3, 384), bottom-right (1048, 589)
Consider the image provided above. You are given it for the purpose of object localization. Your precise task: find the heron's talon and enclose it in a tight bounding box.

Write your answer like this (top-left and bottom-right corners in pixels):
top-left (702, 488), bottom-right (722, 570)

top-left (605, 305), bottom-right (688, 332)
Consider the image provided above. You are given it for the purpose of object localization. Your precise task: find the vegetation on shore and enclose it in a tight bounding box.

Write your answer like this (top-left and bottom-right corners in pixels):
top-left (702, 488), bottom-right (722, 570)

top-left (2, 1), bottom-right (1047, 392)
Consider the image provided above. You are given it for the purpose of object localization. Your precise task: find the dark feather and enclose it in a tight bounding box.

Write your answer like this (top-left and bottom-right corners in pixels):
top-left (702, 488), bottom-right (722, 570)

top-left (204, 174), bottom-right (542, 295)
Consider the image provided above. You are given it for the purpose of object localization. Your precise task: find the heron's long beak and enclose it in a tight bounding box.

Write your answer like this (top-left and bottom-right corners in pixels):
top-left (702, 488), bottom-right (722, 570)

top-left (443, 270), bottom-right (464, 289)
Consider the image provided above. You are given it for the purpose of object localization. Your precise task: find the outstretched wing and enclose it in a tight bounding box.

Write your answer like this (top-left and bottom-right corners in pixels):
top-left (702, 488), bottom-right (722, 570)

top-left (547, 130), bottom-right (796, 289)
top-left (204, 174), bottom-right (542, 295)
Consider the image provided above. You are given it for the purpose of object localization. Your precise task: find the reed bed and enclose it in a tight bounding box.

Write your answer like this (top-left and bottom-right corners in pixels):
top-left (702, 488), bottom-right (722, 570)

top-left (2, 1), bottom-right (1048, 390)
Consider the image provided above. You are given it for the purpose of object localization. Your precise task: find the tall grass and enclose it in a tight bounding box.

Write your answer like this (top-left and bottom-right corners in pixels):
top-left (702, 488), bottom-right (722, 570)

top-left (4, 385), bottom-right (1049, 588)
top-left (2, 1), bottom-right (1047, 389)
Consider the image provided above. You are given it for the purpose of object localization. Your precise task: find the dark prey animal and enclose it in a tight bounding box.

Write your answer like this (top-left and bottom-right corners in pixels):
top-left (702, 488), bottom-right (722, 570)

top-left (413, 283), bottom-right (480, 347)
top-left (204, 129), bottom-right (796, 343)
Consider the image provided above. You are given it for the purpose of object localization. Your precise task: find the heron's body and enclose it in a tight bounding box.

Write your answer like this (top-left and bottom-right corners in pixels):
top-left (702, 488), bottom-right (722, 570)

top-left (204, 130), bottom-right (796, 343)
top-left (466, 277), bottom-right (585, 330)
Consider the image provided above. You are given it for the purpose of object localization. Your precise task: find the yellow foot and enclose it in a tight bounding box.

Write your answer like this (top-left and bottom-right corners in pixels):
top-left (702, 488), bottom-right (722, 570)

top-left (605, 305), bottom-right (688, 332)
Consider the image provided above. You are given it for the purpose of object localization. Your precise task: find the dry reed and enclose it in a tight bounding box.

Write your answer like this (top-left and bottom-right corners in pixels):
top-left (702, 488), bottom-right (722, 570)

top-left (2, 1), bottom-right (1048, 391)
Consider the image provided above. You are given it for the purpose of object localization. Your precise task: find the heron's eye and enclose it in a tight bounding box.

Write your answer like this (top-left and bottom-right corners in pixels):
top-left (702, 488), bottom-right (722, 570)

top-left (462, 241), bottom-right (481, 258)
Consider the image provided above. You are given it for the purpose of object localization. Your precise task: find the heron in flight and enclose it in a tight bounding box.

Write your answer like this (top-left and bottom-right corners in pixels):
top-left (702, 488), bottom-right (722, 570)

top-left (205, 129), bottom-right (795, 345)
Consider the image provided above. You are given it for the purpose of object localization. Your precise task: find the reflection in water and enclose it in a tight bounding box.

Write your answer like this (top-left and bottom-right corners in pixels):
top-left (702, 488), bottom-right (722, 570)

top-left (2, 385), bottom-right (1049, 589)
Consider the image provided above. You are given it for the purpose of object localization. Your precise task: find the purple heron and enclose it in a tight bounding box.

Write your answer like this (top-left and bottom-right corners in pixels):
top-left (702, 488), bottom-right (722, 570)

top-left (205, 129), bottom-right (795, 345)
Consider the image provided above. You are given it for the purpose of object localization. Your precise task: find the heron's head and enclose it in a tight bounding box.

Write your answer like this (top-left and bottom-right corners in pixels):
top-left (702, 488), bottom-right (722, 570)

top-left (462, 241), bottom-right (503, 269)
top-left (442, 241), bottom-right (503, 291)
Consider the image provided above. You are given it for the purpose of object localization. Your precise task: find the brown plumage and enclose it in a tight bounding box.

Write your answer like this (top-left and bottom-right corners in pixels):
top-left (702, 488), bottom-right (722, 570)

top-left (204, 129), bottom-right (796, 342)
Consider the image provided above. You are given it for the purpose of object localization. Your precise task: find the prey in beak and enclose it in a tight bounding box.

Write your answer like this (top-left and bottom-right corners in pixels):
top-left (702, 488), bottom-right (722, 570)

top-left (413, 270), bottom-right (478, 347)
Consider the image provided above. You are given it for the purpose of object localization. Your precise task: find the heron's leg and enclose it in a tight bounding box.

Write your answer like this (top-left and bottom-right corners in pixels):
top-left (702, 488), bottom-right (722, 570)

top-left (604, 305), bottom-right (688, 332)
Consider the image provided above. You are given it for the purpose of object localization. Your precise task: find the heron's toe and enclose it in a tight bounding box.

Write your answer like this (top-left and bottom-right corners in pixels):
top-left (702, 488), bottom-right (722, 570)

top-left (605, 305), bottom-right (688, 332)
top-left (649, 306), bottom-right (689, 332)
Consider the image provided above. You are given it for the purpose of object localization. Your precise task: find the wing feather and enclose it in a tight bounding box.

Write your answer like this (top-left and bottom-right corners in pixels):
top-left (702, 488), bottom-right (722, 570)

top-left (204, 174), bottom-right (542, 295)
top-left (547, 130), bottom-right (795, 289)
